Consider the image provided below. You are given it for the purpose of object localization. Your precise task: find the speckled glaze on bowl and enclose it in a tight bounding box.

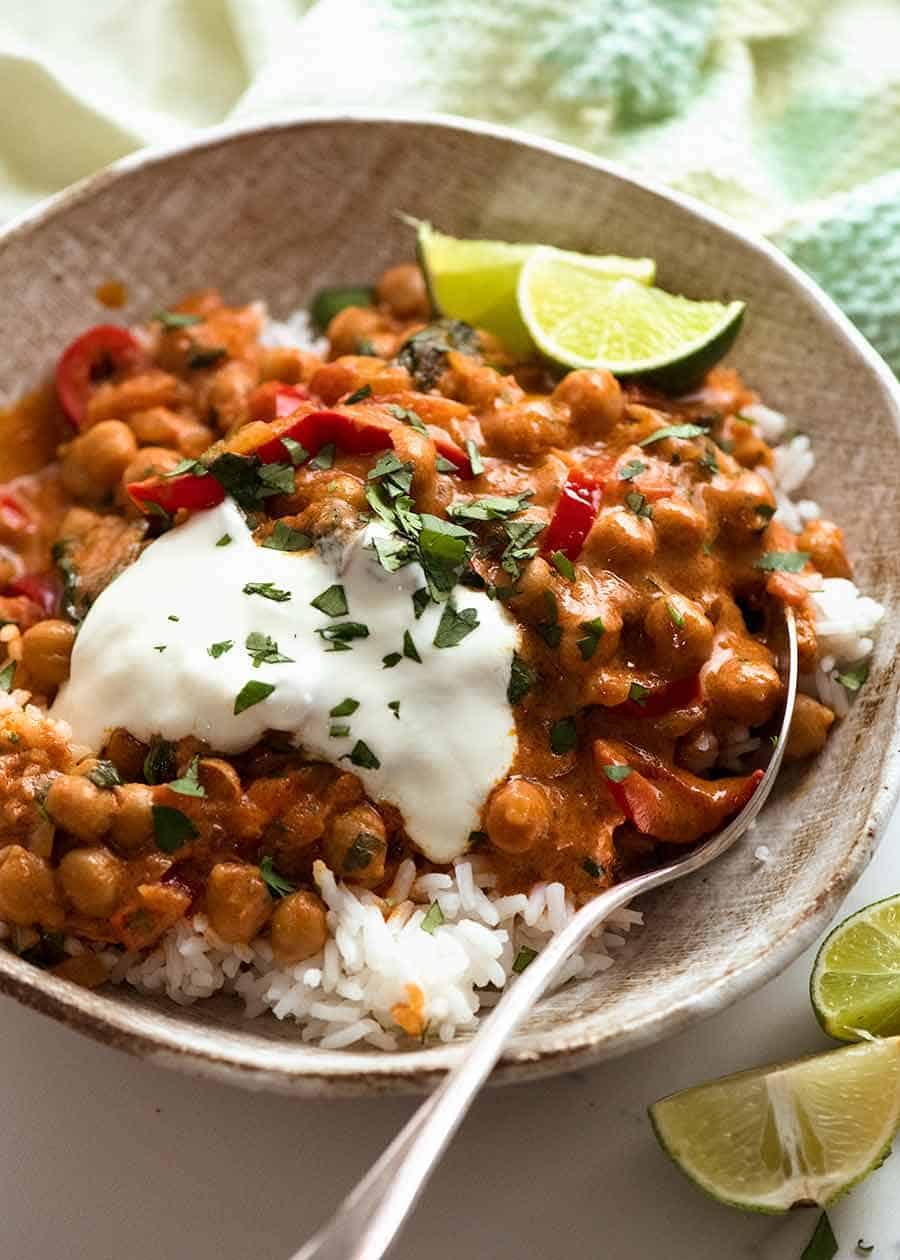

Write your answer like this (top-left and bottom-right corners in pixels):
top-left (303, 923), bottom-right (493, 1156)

top-left (0, 114), bottom-right (898, 1096)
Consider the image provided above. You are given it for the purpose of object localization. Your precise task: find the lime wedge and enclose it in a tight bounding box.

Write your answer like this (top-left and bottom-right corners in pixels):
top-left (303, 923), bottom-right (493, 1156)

top-left (518, 245), bottom-right (744, 390)
top-left (811, 895), bottom-right (900, 1041)
top-left (650, 1038), bottom-right (900, 1212)
top-left (415, 222), bottom-right (655, 357)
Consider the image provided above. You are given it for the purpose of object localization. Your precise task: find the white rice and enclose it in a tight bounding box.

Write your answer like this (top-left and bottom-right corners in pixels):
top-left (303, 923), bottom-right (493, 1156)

top-left (97, 859), bottom-right (643, 1050)
top-left (0, 376), bottom-right (885, 1048)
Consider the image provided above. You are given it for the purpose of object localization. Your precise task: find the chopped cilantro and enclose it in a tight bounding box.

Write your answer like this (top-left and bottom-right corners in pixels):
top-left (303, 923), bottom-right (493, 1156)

top-left (163, 458), bottom-right (204, 479)
top-left (259, 856), bottom-right (295, 899)
top-left (756, 503), bottom-right (776, 521)
top-left (167, 614), bottom-right (179, 622)
top-left (386, 403), bottom-right (427, 434)
top-left (618, 459), bottom-right (647, 481)
top-left (315, 622), bottom-right (369, 649)
top-left (801, 1213), bottom-right (837, 1260)
top-left (537, 589), bottom-right (562, 648)
top-left (243, 580), bottom-right (291, 602)
top-left (372, 533), bottom-right (416, 573)
top-left (246, 631), bottom-right (294, 668)
top-left (628, 682), bottom-right (651, 706)
top-left (87, 760), bottom-right (123, 789)
top-left (667, 602), bottom-right (686, 628)
top-left (508, 652), bottom-right (537, 705)
top-left (448, 493), bottom-right (531, 523)
top-left (343, 830), bottom-right (382, 870)
top-left (625, 491), bottom-right (653, 519)
top-left (143, 739), bottom-right (175, 785)
top-left (602, 764), bottom-right (632, 782)
top-left (234, 679), bottom-right (276, 714)
top-left (388, 700), bottom-right (401, 719)
top-left (418, 514), bottom-right (473, 601)
top-left (216, 533), bottom-right (232, 547)
top-left (166, 755), bottom-right (206, 798)
top-left (396, 319), bottom-right (478, 390)
top-left (402, 630), bottom-right (422, 662)
top-left (329, 723), bottom-right (350, 738)
top-left (433, 601), bottom-right (479, 648)
top-left (153, 645), bottom-right (166, 653)
top-left (468, 830), bottom-right (488, 848)
top-left (208, 640), bottom-right (234, 658)
top-left (187, 345), bottom-right (227, 370)
top-left (330, 698), bottom-right (360, 718)
top-left (154, 310), bottom-right (203, 329)
top-left (639, 423), bottom-right (707, 447)
top-left (755, 550), bottom-right (810, 573)
top-left (257, 462), bottom-right (296, 496)
top-left (310, 584), bottom-right (348, 618)
top-left (466, 439), bottom-right (484, 475)
top-left (343, 740), bottom-right (380, 771)
top-left (263, 521), bottom-right (311, 552)
top-left (421, 902), bottom-right (444, 934)
top-left (344, 384), bottom-right (372, 405)
top-left (382, 652), bottom-right (402, 668)
top-left (309, 443), bottom-right (336, 470)
top-left (0, 660), bottom-right (16, 692)
top-left (412, 588), bottom-right (430, 619)
top-left (436, 455), bottom-right (458, 473)
top-left (581, 857), bottom-right (604, 879)
top-left (281, 436), bottom-right (308, 467)
top-left (152, 804), bottom-right (198, 852)
top-left (549, 716), bottom-right (578, 755)
top-left (836, 663), bottom-right (869, 692)
top-left (576, 616), bottom-right (605, 661)
top-left (551, 550), bottom-right (576, 581)
top-left (512, 946), bottom-right (538, 974)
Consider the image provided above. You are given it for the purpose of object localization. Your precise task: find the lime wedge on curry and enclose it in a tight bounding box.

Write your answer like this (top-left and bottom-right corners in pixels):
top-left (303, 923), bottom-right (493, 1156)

top-left (518, 245), bottom-right (744, 390)
top-left (416, 222), bottom-right (655, 357)
top-left (650, 1038), bottom-right (900, 1212)
top-left (811, 895), bottom-right (900, 1041)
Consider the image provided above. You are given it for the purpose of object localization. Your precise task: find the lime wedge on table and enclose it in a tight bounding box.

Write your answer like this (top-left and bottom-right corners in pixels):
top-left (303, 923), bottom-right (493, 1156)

top-left (518, 245), bottom-right (745, 390)
top-left (650, 1038), bottom-right (900, 1211)
top-left (415, 222), bottom-right (655, 357)
top-left (811, 895), bottom-right (900, 1040)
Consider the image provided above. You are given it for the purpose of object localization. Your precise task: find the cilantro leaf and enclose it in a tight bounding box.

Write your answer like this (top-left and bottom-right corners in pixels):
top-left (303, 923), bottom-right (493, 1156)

top-left (246, 631), bottom-right (294, 668)
top-left (549, 716), bottom-right (578, 755)
top-left (234, 680), bottom-right (276, 715)
top-left (263, 521), bottom-right (311, 552)
top-left (243, 580), bottom-right (291, 602)
top-left (259, 856), bottom-right (295, 899)
top-left (310, 585), bottom-right (348, 617)
top-left (508, 652), bottom-right (537, 704)
top-left (343, 741), bottom-right (380, 770)
top-left (755, 550), bottom-right (810, 573)
top-left (639, 423), bottom-right (708, 447)
top-left (421, 902), bottom-right (444, 934)
top-left (87, 760), bottom-right (123, 789)
top-left (166, 755), bottom-right (206, 798)
top-left (619, 459), bottom-right (647, 481)
top-left (152, 804), bottom-right (198, 852)
top-left (433, 602), bottom-right (479, 649)
top-left (512, 946), bottom-right (538, 974)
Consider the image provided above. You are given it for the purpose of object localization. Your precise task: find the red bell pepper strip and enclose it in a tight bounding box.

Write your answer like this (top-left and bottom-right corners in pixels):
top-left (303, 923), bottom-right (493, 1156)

top-left (247, 382), bottom-right (310, 424)
top-left (613, 674), bottom-right (702, 719)
top-left (594, 738), bottom-right (762, 845)
top-left (127, 470), bottom-right (226, 515)
top-left (542, 470), bottom-right (602, 561)
top-left (427, 426), bottom-right (473, 478)
top-left (55, 325), bottom-right (143, 429)
top-left (4, 573), bottom-right (59, 617)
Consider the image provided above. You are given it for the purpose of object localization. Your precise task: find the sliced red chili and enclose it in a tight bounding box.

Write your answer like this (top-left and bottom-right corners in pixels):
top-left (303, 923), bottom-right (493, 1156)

top-left (55, 324), bottom-right (143, 429)
top-left (4, 573), bottom-right (59, 617)
top-left (127, 471), bottom-right (226, 516)
top-left (594, 738), bottom-right (762, 845)
top-left (542, 469), bottom-right (602, 561)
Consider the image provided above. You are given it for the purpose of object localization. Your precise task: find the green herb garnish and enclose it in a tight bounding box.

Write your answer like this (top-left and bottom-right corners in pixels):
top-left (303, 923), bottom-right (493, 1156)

top-left (754, 551), bottom-right (810, 573)
top-left (166, 755), bottom-right (206, 798)
top-left (382, 652), bottom-right (402, 669)
top-left (433, 601), bottom-right (479, 649)
top-left (310, 585), bottom-right (348, 618)
top-left (667, 602), bottom-right (685, 628)
top-left (639, 423), bottom-right (707, 447)
top-left (0, 660), bottom-right (16, 693)
top-left (309, 284), bottom-right (374, 333)
top-left (330, 697), bottom-right (360, 718)
top-left (836, 663), bottom-right (869, 692)
top-left (344, 384), bottom-right (372, 405)
top-left (447, 493), bottom-right (531, 523)
top-left (281, 436), bottom-right (308, 466)
top-left (512, 946), bottom-right (538, 974)
top-left (602, 764), bottom-right (632, 782)
top-left (388, 700), bottom-right (401, 719)
top-left (396, 319), bottom-right (478, 390)
top-left (216, 533), bottom-right (232, 547)
top-left (329, 724), bottom-right (350, 738)
top-left (187, 345), bottom-right (228, 370)
top-left (257, 462), bottom-right (296, 496)
top-left (246, 631), bottom-right (294, 668)
top-left (155, 310), bottom-right (203, 329)
top-left (508, 652), bottom-right (537, 705)
top-left (576, 616), bottom-right (605, 661)
top-left (316, 622), bottom-right (369, 649)
top-left (628, 682), bottom-right (651, 706)
top-left (152, 804), bottom-right (198, 852)
top-left (234, 680), bottom-right (276, 715)
top-left (263, 521), bottom-right (311, 552)
top-left (243, 580), bottom-right (291, 602)
top-left (402, 630), bottom-right (422, 662)
top-left (143, 739), bottom-right (175, 785)
top-left (625, 491), bottom-right (653, 519)
top-left (619, 459), bottom-right (647, 481)
top-left (386, 403), bottom-right (428, 434)
top-left (551, 550), bottom-right (576, 581)
top-left (581, 857), bottom-right (603, 879)
top-left (466, 440), bottom-right (485, 475)
top-left (549, 716), bottom-right (578, 755)
top-left (343, 830), bottom-right (382, 870)
top-left (421, 902), bottom-right (444, 934)
top-left (208, 640), bottom-right (234, 658)
top-left (801, 1213), bottom-right (837, 1260)
top-left (412, 588), bottom-right (430, 620)
top-left (343, 741), bottom-right (380, 771)
top-left (309, 443), bottom-right (336, 471)
top-left (259, 856), bottom-right (295, 899)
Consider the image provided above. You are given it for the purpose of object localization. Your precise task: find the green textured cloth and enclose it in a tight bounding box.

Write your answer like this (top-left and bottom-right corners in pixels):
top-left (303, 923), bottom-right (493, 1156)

top-left (3, 0), bottom-right (899, 370)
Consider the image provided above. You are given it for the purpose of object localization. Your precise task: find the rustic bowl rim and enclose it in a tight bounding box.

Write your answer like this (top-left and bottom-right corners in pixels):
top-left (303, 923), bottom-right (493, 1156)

top-left (1, 110), bottom-right (899, 1097)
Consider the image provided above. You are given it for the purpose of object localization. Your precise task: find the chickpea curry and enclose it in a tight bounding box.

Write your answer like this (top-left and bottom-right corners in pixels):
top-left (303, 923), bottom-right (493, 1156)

top-left (0, 258), bottom-right (851, 989)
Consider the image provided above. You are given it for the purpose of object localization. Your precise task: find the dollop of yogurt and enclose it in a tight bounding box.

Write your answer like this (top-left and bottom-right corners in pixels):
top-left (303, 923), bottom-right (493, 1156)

top-left (52, 500), bottom-right (519, 863)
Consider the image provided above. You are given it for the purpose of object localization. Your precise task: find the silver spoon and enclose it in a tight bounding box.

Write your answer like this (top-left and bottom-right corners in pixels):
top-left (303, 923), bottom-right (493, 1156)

top-left (292, 608), bottom-right (798, 1260)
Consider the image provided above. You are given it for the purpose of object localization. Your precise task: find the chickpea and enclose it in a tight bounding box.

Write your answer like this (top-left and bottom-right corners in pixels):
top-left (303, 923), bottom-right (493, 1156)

top-left (120, 445), bottom-right (183, 489)
top-left (259, 346), bottom-right (321, 385)
top-left (58, 846), bottom-right (125, 918)
top-left (704, 470), bottom-right (776, 542)
top-left (110, 783), bottom-right (155, 851)
top-left (582, 506), bottom-right (656, 569)
top-left (128, 407), bottom-right (214, 458)
top-left (86, 370), bottom-right (184, 425)
top-left (644, 594), bottom-right (714, 677)
top-left (651, 498), bottom-right (708, 551)
top-left (197, 758), bottom-right (242, 804)
top-left (486, 779), bottom-right (551, 854)
top-left (323, 804), bottom-right (387, 888)
top-left (205, 862), bottom-right (272, 943)
top-left (479, 401), bottom-right (567, 459)
top-left (20, 619), bottom-right (76, 692)
top-left (552, 369), bottom-right (624, 437)
top-left (203, 359), bottom-right (258, 434)
top-left (327, 306), bottom-right (384, 357)
top-left (785, 694), bottom-right (835, 761)
top-left (441, 353), bottom-right (516, 410)
top-left (0, 845), bottom-right (63, 928)
top-left (60, 420), bottom-right (138, 501)
top-left (309, 357), bottom-right (411, 406)
top-left (376, 263), bottom-right (430, 320)
top-left (103, 728), bottom-right (148, 782)
top-left (702, 652), bottom-right (782, 726)
top-left (45, 774), bottom-right (118, 841)
top-left (270, 890), bottom-right (328, 964)
top-left (797, 518), bottom-right (852, 580)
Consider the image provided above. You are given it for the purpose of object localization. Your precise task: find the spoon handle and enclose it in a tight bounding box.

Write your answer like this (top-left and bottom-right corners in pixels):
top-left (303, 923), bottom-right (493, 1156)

top-left (290, 879), bottom-right (637, 1260)
top-left (292, 609), bottom-right (796, 1260)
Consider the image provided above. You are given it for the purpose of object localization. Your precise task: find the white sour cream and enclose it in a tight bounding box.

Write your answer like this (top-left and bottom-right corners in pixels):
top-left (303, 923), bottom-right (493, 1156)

top-left (52, 500), bottom-right (518, 863)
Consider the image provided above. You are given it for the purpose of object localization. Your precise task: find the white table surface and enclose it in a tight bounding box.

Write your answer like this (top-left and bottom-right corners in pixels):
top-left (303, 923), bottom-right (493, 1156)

top-left (3, 811), bottom-right (898, 1260)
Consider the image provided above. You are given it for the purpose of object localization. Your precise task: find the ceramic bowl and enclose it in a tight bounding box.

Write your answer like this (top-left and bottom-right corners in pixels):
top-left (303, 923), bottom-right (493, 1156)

top-left (0, 114), bottom-right (898, 1096)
